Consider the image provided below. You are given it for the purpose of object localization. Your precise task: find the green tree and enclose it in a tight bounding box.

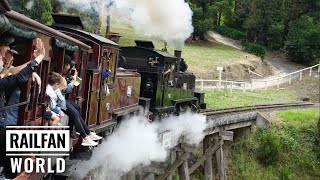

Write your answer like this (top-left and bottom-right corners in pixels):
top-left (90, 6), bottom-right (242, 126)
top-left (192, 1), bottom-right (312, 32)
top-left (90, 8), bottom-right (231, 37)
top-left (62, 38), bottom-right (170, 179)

top-left (51, 0), bottom-right (64, 13)
top-left (187, 0), bottom-right (234, 40)
top-left (285, 15), bottom-right (320, 65)
top-left (32, 0), bottom-right (53, 24)
top-left (188, 1), bottom-right (212, 40)
top-left (9, 0), bottom-right (53, 24)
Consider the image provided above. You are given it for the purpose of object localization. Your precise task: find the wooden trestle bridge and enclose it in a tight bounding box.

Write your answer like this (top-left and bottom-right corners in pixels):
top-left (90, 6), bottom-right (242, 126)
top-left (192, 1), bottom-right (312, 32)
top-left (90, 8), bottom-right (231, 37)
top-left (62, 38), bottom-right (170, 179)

top-left (119, 102), bottom-right (315, 180)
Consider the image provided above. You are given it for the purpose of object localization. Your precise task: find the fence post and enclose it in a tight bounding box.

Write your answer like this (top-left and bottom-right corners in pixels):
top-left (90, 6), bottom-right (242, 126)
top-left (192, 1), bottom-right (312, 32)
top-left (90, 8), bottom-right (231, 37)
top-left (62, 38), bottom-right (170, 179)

top-left (201, 80), bottom-right (204, 91)
top-left (251, 79), bottom-right (254, 91)
top-left (309, 68), bottom-right (312, 77)
top-left (299, 71), bottom-right (303, 81)
top-left (230, 82), bottom-right (233, 94)
top-left (318, 63), bottom-right (320, 73)
top-left (265, 81), bottom-right (268, 90)
top-left (289, 75), bottom-right (292, 84)
top-left (277, 78), bottom-right (280, 89)
top-left (243, 83), bottom-right (246, 92)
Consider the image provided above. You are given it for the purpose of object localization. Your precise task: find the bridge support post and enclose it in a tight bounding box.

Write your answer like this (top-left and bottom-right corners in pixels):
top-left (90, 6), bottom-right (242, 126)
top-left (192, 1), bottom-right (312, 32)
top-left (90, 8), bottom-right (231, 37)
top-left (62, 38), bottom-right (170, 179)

top-left (215, 142), bottom-right (226, 180)
top-left (167, 150), bottom-right (176, 180)
top-left (204, 135), bottom-right (213, 180)
top-left (178, 152), bottom-right (190, 180)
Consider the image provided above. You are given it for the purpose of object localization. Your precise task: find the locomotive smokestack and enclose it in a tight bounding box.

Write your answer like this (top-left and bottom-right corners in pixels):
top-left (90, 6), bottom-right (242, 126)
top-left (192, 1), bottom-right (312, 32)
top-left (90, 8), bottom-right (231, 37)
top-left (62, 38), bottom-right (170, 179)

top-left (174, 50), bottom-right (182, 72)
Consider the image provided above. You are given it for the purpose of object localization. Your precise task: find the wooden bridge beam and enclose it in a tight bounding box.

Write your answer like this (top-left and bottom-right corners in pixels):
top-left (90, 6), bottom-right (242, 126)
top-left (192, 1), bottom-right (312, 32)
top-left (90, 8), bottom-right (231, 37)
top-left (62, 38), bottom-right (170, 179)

top-left (204, 135), bottom-right (213, 180)
top-left (167, 150), bottom-right (176, 180)
top-left (178, 151), bottom-right (190, 180)
top-left (155, 153), bottom-right (189, 180)
top-left (189, 140), bottom-right (223, 174)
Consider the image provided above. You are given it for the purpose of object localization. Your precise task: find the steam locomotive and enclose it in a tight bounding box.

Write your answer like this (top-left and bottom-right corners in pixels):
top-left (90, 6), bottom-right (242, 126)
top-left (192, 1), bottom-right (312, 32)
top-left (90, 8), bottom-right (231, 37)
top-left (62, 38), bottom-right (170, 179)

top-left (0, 1), bottom-right (205, 178)
top-left (120, 41), bottom-right (206, 119)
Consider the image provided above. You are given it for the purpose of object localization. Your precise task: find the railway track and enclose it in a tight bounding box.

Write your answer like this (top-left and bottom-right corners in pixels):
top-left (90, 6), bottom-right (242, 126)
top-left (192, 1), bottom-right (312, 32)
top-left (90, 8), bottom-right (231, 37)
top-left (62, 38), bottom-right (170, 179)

top-left (200, 102), bottom-right (316, 116)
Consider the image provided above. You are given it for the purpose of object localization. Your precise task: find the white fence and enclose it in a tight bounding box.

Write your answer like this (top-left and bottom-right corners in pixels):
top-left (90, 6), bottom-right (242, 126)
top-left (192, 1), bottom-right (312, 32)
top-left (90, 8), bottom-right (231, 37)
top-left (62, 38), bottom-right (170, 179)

top-left (196, 63), bottom-right (320, 92)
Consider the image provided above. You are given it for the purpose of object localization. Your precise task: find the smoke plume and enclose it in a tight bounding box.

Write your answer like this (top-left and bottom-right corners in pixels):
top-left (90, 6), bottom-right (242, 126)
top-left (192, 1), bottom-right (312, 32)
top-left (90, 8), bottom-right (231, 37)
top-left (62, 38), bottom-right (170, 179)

top-left (59, 0), bottom-right (194, 49)
top-left (71, 111), bottom-right (207, 180)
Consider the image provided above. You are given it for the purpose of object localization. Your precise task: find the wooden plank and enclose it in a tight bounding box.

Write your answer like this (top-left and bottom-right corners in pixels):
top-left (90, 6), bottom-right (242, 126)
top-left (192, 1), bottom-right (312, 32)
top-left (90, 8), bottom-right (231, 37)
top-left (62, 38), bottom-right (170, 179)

top-left (167, 150), bottom-right (176, 180)
top-left (220, 131), bottom-right (234, 141)
top-left (181, 143), bottom-right (197, 153)
top-left (204, 136), bottom-right (213, 180)
top-left (178, 151), bottom-right (190, 180)
top-left (189, 140), bottom-right (223, 174)
top-left (155, 153), bottom-right (189, 180)
top-left (216, 143), bottom-right (226, 180)
top-left (143, 173), bottom-right (155, 180)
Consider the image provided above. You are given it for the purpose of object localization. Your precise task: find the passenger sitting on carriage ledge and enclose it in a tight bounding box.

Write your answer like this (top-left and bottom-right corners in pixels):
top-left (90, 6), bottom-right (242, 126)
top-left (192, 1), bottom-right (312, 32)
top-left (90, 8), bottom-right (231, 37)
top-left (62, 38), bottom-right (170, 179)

top-left (46, 72), bottom-right (64, 126)
top-left (62, 55), bottom-right (102, 146)
top-left (0, 37), bottom-right (46, 179)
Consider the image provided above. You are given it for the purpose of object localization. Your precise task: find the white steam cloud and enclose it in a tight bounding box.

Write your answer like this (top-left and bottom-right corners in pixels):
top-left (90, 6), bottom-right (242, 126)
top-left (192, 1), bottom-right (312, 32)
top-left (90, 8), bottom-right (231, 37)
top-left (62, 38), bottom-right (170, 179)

top-left (71, 111), bottom-right (207, 180)
top-left (59, 0), bottom-right (194, 50)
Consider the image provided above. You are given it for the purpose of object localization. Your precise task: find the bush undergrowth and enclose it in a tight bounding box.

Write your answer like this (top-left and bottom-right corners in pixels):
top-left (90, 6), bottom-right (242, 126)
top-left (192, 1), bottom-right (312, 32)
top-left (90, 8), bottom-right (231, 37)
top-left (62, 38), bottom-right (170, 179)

top-left (213, 25), bottom-right (246, 40)
top-left (229, 108), bottom-right (320, 179)
top-left (242, 42), bottom-right (266, 59)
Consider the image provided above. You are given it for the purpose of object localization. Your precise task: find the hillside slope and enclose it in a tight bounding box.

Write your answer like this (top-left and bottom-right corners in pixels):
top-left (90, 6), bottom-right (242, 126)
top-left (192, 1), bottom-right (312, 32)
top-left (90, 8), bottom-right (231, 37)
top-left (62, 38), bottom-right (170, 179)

top-left (109, 17), bottom-right (273, 80)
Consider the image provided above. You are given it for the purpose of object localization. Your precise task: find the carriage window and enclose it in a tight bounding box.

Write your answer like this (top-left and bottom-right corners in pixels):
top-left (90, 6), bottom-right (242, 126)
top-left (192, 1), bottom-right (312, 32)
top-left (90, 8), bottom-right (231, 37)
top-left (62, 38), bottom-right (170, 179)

top-left (108, 52), bottom-right (116, 83)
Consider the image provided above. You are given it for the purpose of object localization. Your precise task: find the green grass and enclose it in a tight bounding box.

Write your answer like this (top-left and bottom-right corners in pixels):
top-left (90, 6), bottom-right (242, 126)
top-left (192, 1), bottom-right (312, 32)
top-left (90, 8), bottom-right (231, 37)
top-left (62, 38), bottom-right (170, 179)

top-left (277, 108), bottom-right (320, 124)
top-left (204, 89), bottom-right (297, 108)
top-left (108, 17), bottom-right (249, 78)
top-left (229, 108), bottom-right (320, 179)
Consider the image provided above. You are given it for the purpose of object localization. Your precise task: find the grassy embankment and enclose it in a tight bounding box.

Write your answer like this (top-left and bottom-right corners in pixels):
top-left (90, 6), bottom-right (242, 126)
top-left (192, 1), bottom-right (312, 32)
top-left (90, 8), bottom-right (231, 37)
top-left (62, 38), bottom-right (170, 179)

top-left (228, 108), bottom-right (320, 179)
top-left (204, 89), bottom-right (297, 109)
top-left (108, 17), bottom-right (249, 79)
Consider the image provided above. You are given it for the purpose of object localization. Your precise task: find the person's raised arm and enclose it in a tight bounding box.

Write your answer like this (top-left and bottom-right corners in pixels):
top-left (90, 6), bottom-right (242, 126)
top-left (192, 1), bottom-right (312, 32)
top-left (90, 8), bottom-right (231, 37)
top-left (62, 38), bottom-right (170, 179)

top-left (9, 61), bottom-right (31, 75)
top-left (33, 38), bottom-right (45, 65)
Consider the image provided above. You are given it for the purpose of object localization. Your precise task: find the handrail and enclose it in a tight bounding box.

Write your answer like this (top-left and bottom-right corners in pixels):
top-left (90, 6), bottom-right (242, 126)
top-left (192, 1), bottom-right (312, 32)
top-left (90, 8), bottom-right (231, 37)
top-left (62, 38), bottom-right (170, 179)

top-left (0, 101), bottom-right (29, 111)
top-left (195, 63), bottom-right (320, 91)
top-left (252, 63), bottom-right (320, 82)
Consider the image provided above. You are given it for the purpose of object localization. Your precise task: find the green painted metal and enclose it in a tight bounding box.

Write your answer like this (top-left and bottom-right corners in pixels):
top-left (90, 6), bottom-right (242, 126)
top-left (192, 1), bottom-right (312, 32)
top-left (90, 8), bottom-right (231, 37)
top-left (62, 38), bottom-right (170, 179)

top-left (51, 37), bottom-right (79, 52)
top-left (0, 14), bottom-right (36, 39)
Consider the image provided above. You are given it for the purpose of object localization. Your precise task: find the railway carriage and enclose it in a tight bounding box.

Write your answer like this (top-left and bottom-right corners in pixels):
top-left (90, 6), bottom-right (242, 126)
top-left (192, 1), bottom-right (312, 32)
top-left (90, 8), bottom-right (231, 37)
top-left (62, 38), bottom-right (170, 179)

top-left (0, 2), bottom-right (92, 179)
top-left (51, 14), bottom-right (143, 131)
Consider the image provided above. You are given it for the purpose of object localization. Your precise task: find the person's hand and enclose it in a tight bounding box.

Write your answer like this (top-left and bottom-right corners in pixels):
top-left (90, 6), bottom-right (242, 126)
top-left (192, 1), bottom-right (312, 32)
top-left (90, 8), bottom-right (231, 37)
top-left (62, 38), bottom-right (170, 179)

top-left (0, 58), bottom-right (13, 78)
top-left (32, 72), bottom-right (41, 86)
top-left (32, 72), bottom-right (41, 94)
top-left (33, 38), bottom-right (45, 58)
top-left (71, 69), bottom-right (78, 80)
top-left (59, 111), bottom-right (64, 118)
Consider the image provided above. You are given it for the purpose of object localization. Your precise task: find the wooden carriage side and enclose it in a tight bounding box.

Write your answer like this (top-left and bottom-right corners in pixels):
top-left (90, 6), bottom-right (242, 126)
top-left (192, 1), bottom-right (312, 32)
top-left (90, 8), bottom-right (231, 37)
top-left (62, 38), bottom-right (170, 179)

top-left (51, 14), bottom-right (143, 133)
top-left (3, 11), bottom-right (90, 126)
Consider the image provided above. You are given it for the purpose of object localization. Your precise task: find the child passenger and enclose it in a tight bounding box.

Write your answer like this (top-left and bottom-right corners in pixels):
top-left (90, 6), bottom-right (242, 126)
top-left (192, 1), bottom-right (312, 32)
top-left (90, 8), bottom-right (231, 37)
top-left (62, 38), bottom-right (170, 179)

top-left (46, 72), bottom-right (64, 126)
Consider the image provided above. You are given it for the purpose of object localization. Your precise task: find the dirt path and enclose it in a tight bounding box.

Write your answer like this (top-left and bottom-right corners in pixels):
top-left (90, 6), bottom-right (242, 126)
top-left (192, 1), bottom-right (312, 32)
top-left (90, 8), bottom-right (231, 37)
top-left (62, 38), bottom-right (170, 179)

top-left (207, 31), bottom-right (242, 50)
top-left (206, 31), bottom-right (309, 89)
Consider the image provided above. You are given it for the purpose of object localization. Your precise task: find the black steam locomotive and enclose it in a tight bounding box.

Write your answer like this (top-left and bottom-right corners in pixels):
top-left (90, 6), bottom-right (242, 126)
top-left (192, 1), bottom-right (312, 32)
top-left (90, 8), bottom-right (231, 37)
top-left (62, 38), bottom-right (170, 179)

top-left (120, 40), bottom-right (206, 120)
